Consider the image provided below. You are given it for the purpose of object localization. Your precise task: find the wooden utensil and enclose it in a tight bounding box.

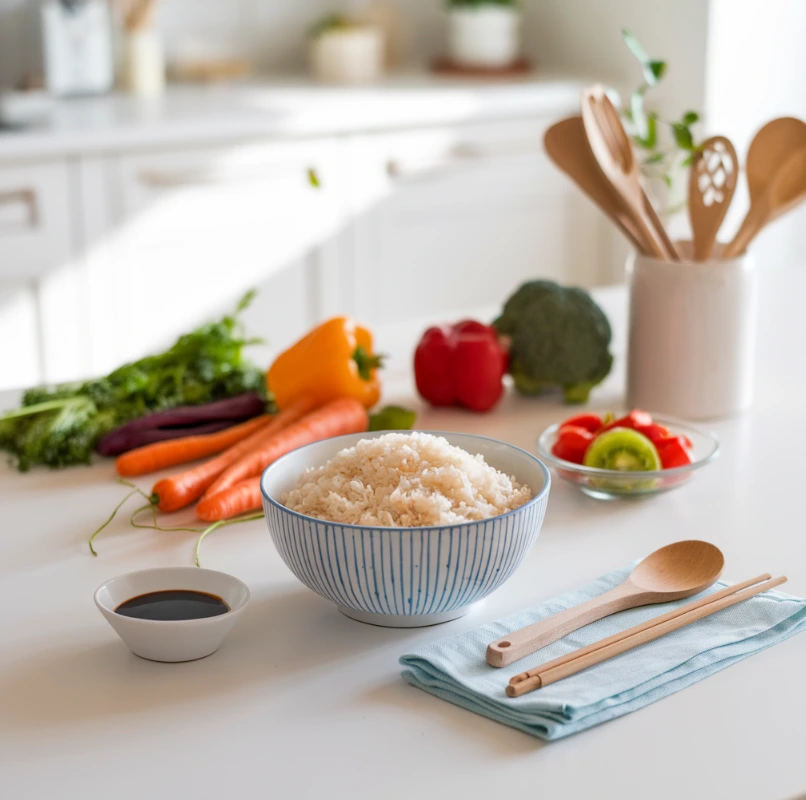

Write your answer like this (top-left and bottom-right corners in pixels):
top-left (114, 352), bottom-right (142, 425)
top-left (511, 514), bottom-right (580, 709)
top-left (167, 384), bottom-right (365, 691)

top-left (580, 85), bottom-right (679, 261)
top-left (723, 144), bottom-right (806, 258)
top-left (506, 574), bottom-right (786, 697)
top-left (745, 117), bottom-right (806, 204)
top-left (486, 540), bottom-right (724, 668)
top-left (689, 135), bottom-right (738, 260)
top-left (543, 117), bottom-right (649, 254)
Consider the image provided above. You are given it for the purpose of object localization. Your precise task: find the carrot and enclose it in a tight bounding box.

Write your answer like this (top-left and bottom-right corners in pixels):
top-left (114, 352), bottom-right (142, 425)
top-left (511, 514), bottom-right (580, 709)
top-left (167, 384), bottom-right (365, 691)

top-left (151, 397), bottom-right (318, 513)
top-left (196, 477), bottom-right (262, 522)
top-left (198, 396), bottom-right (369, 517)
top-left (115, 414), bottom-right (273, 477)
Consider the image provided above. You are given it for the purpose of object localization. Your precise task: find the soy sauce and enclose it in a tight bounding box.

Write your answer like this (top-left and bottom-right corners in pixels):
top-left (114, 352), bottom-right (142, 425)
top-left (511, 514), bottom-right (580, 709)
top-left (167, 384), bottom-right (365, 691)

top-left (115, 590), bottom-right (229, 621)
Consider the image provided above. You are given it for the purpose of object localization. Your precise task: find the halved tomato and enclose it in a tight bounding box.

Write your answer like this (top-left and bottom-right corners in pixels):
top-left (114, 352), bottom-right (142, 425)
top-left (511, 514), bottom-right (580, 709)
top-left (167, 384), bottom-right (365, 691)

top-left (559, 413), bottom-right (604, 434)
top-left (600, 409), bottom-right (653, 433)
top-left (552, 425), bottom-right (595, 464)
top-left (655, 436), bottom-right (693, 469)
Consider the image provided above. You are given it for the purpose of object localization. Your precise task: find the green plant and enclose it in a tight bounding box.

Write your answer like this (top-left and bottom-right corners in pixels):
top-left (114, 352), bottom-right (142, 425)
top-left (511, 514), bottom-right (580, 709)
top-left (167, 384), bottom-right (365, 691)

top-left (616, 29), bottom-right (702, 190)
top-left (447, 0), bottom-right (518, 8)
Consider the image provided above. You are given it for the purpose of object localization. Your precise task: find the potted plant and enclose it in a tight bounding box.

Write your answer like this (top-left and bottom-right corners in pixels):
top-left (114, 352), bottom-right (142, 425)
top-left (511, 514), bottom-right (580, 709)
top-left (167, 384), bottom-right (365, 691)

top-left (447, 0), bottom-right (520, 68)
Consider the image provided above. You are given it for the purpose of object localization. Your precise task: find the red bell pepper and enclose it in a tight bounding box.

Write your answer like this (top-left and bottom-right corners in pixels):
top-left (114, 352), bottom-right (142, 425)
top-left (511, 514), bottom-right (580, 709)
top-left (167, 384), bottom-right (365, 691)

top-left (414, 320), bottom-right (508, 412)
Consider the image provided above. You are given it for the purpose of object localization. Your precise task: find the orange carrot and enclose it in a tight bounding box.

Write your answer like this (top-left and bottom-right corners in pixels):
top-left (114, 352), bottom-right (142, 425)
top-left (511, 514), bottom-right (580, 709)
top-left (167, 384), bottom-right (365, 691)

top-left (116, 415), bottom-right (273, 477)
top-left (151, 397), bottom-right (318, 513)
top-left (198, 397), bottom-right (368, 516)
top-left (196, 477), bottom-right (262, 522)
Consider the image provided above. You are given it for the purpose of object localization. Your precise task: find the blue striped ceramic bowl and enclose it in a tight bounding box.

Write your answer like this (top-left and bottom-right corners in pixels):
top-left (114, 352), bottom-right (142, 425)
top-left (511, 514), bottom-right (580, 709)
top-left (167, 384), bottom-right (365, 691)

top-left (260, 431), bottom-right (551, 628)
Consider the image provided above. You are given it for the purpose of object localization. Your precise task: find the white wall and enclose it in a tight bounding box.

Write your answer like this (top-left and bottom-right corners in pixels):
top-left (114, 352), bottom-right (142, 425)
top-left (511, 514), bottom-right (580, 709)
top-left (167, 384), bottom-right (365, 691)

top-left (705, 0), bottom-right (806, 267)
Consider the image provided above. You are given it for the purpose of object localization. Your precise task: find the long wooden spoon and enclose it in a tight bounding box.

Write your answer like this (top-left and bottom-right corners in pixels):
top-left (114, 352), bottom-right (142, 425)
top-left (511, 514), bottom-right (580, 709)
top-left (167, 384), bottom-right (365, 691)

top-left (543, 116), bottom-right (649, 254)
top-left (723, 145), bottom-right (806, 258)
top-left (689, 135), bottom-right (738, 260)
top-left (486, 540), bottom-right (724, 668)
top-left (581, 85), bottom-right (679, 261)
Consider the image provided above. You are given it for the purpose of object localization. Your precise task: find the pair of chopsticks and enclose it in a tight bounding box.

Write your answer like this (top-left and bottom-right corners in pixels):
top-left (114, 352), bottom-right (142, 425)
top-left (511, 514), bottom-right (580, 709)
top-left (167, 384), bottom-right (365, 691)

top-left (507, 573), bottom-right (786, 698)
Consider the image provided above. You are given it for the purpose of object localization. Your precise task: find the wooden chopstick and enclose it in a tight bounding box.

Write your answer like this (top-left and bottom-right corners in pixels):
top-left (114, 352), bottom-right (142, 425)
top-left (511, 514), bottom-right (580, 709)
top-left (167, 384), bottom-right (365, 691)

top-left (506, 573), bottom-right (785, 698)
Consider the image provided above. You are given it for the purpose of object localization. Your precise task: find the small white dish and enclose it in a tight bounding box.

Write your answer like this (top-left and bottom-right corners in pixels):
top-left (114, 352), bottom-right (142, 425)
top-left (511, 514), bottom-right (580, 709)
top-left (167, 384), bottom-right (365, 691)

top-left (94, 567), bottom-right (250, 662)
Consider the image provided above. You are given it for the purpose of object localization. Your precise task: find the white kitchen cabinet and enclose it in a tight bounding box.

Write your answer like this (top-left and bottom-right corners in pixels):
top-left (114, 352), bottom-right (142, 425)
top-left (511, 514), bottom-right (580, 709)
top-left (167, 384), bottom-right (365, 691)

top-left (81, 138), bottom-right (348, 374)
top-left (0, 161), bottom-right (81, 390)
top-left (337, 119), bottom-right (610, 328)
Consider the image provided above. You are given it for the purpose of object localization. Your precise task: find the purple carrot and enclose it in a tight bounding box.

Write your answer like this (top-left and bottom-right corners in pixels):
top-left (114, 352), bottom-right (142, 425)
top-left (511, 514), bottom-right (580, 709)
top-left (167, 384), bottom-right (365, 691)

top-left (96, 392), bottom-right (266, 456)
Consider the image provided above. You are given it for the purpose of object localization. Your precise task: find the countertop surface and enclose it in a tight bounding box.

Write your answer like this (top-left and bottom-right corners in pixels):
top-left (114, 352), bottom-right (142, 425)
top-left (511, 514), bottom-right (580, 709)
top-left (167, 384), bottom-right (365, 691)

top-left (1, 273), bottom-right (805, 800)
top-left (0, 73), bottom-right (583, 161)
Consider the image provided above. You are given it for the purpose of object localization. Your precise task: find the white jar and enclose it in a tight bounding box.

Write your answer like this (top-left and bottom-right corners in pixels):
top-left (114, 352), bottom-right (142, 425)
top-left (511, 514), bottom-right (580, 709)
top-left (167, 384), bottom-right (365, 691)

top-left (123, 29), bottom-right (165, 97)
top-left (626, 243), bottom-right (757, 420)
top-left (448, 6), bottom-right (520, 68)
top-left (310, 27), bottom-right (384, 85)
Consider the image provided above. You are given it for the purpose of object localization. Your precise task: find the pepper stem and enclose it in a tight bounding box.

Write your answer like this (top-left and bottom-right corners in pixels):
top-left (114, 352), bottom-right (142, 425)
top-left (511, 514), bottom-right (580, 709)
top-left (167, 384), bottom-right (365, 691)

top-left (352, 345), bottom-right (384, 381)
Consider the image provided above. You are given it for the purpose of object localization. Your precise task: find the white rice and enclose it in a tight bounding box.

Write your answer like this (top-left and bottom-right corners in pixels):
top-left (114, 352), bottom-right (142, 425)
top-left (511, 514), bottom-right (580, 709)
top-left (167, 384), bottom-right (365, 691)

top-left (282, 432), bottom-right (532, 527)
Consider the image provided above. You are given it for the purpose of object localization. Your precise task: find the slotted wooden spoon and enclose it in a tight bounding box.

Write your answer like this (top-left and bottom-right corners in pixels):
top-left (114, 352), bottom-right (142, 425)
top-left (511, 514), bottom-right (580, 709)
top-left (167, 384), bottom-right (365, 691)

top-left (486, 540), bottom-right (724, 668)
top-left (688, 135), bottom-right (738, 260)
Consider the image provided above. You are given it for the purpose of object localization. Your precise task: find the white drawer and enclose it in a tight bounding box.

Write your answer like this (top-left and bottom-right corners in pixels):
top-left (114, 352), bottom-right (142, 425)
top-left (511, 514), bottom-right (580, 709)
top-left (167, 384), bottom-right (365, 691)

top-left (0, 162), bottom-right (72, 280)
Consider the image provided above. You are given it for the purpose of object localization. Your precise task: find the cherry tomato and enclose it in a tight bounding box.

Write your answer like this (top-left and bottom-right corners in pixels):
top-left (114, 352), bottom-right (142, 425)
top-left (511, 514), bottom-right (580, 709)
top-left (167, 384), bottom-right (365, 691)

top-left (559, 413), bottom-right (603, 434)
top-left (552, 425), bottom-right (595, 464)
top-left (634, 423), bottom-right (671, 443)
top-left (600, 409), bottom-right (654, 433)
top-left (655, 436), bottom-right (693, 469)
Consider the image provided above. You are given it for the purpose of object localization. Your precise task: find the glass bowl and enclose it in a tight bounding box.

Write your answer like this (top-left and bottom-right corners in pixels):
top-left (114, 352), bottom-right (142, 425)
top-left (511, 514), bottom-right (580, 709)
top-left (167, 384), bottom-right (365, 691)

top-left (537, 415), bottom-right (719, 500)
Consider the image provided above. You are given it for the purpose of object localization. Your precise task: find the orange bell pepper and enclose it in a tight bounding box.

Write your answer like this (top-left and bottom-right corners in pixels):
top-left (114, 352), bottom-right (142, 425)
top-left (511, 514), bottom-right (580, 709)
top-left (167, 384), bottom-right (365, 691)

top-left (267, 317), bottom-right (383, 410)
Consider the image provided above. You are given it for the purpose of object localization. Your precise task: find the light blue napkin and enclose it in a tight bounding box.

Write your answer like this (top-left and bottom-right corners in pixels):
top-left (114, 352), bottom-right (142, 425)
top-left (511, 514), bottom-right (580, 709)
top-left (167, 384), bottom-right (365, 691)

top-left (400, 563), bottom-right (806, 740)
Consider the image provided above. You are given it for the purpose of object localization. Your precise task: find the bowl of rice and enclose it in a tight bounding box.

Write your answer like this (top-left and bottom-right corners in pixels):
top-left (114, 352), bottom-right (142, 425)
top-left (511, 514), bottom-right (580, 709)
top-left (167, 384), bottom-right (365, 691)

top-left (260, 431), bottom-right (550, 627)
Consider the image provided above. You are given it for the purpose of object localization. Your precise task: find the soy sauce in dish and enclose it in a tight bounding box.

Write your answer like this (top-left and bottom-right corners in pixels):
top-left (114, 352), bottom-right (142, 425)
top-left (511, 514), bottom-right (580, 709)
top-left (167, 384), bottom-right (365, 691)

top-left (115, 590), bottom-right (229, 621)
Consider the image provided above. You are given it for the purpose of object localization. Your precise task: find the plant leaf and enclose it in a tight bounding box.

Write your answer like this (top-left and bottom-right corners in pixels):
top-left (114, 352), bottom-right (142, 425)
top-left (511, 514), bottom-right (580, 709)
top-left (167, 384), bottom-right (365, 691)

top-left (636, 113), bottom-right (657, 149)
top-left (662, 173), bottom-right (673, 188)
top-left (622, 29), bottom-right (650, 65)
top-left (681, 110), bottom-right (699, 125)
top-left (630, 90), bottom-right (648, 140)
top-left (672, 124), bottom-right (695, 150)
top-left (643, 151), bottom-right (666, 165)
top-left (307, 167), bottom-right (321, 188)
top-left (645, 60), bottom-right (666, 85)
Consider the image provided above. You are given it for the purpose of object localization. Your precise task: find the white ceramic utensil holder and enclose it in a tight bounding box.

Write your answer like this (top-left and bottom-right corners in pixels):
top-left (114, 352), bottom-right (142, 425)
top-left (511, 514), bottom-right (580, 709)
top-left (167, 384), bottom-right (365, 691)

top-left (626, 244), bottom-right (757, 420)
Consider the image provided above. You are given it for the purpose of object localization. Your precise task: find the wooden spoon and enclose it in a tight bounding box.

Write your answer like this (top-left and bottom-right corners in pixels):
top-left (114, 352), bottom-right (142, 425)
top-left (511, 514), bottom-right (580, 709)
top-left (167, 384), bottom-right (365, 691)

top-left (723, 144), bottom-right (806, 258)
top-left (544, 116), bottom-right (650, 254)
top-left (486, 540), bottom-right (724, 668)
top-left (689, 135), bottom-right (738, 260)
top-left (581, 85), bottom-right (680, 261)
top-left (745, 117), bottom-right (806, 204)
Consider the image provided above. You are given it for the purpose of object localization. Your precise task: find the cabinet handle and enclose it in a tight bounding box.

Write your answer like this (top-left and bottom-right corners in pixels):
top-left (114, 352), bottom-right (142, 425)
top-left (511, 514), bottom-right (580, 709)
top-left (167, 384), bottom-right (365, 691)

top-left (138, 164), bottom-right (310, 188)
top-left (0, 188), bottom-right (38, 229)
top-left (386, 142), bottom-right (539, 182)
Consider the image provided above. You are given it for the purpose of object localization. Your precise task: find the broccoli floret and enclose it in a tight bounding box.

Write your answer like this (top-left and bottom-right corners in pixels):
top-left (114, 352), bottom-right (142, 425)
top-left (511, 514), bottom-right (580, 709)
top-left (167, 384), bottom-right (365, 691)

top-left (493, 280), bottom-right (613, 404)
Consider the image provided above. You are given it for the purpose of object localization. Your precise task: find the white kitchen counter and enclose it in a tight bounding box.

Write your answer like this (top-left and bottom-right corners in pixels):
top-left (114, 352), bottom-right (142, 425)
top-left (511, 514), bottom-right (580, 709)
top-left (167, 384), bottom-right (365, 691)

top-left (0, 72), bottom-right (583, 162)
top-left (1, 273), bottom-right (805, 800)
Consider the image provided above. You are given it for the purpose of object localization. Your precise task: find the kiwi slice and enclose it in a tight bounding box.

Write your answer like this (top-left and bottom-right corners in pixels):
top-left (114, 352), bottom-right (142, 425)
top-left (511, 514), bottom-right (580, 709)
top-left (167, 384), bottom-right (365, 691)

top-left (583, 428), bottom-right (661, 472)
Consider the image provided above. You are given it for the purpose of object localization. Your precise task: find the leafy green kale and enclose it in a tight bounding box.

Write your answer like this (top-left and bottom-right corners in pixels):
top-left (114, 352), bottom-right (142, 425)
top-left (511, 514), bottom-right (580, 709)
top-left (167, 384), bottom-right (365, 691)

top-left (493, 280), bottom-right (613, 405)
top-left (0, 292), bottom-right (269, 471)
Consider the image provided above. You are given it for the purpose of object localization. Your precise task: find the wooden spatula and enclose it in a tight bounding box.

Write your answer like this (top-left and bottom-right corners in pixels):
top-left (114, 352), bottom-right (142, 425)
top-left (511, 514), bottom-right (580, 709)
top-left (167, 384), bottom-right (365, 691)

top-left (688, 136), bottom-right (738, 261)
top-left (543, 116), bottom-right (649, 254)
top-left (581, 85), bottom-right (679, 261)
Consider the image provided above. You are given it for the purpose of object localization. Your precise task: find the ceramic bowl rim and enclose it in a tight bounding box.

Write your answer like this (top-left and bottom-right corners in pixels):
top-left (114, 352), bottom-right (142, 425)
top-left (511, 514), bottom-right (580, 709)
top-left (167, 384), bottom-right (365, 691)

top-left (536, 414), bottom-right (720, 478)
top-left (93, 566), bottom-right (251, 626)
top-left (260, 429), bottom-right (551, 533)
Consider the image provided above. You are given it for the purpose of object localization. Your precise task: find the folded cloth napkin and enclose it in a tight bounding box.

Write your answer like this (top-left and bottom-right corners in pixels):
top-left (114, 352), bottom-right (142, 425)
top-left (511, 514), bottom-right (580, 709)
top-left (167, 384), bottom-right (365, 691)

top-left (400, 563), bottom-right (806, 740)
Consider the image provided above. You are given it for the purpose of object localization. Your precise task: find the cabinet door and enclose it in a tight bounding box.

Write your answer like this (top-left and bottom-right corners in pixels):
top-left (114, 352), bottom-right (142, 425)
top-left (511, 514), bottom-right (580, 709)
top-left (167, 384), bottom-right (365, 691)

top-left (85, 139), bottom-right (346, 374)
top-left (0, 161), bottom-right (84, 390)
top-left (344, 120), bottom-right (609, 328)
